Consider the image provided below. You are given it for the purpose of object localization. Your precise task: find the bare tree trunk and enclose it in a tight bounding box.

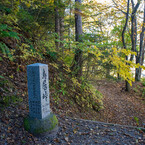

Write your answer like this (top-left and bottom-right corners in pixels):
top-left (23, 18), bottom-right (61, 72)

top-left (121, 0), bottom-right (130, 91)
top-left (60, 11), bottom-right (65, 53)
top-left (71, 0), bottom-right (83, 77)
top-left (130, 0), bottom-right (141, 61)
top-left (130, 16), bottom-right (137, 61)
top-left (135, 0), bottom-right (145, 81)
top-left (117, 73), bottom-right (121, 81)
top-left (68, 0), bottom-right (72, 51)
top-left (54, 0), bottom-right (60, 50)
top-left (141, 42), bottom-right (145, 66)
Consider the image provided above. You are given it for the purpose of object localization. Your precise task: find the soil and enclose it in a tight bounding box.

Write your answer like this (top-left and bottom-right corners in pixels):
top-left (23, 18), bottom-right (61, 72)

top-left (93, 80), bottom-right (145, 127)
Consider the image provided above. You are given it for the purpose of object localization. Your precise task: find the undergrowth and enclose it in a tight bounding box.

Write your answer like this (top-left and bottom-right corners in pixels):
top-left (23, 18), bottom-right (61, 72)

top-left (49, 61), bottom-right (103, 111)
top-left (0, 75), bottom-right (23, 108)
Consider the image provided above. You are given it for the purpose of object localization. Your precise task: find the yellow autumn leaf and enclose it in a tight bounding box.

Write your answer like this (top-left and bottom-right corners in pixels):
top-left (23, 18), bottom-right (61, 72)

top-left (26, 3), bottom-right (31, 7)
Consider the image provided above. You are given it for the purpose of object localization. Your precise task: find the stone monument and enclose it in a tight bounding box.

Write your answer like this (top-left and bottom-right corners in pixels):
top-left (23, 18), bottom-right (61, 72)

top-left (24, 63), bottom-right (58, 137)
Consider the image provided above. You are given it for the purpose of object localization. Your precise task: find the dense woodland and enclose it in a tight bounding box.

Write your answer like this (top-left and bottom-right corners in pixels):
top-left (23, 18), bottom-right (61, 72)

top-left (0, 0), bottom-right (145, 123)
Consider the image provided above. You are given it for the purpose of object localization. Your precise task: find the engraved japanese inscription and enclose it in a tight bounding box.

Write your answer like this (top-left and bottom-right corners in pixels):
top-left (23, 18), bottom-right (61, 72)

top-left (42, 69), bottom-right (48, 101)
top-left (27, 63), bottom-right (50, 119)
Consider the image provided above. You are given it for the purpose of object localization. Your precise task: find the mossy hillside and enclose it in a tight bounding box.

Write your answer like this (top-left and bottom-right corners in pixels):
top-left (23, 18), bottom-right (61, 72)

top-left (24, 113), bottom-right (58, 135)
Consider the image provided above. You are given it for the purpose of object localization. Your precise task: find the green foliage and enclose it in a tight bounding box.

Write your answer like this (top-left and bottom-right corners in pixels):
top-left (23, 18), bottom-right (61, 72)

top-left (71, 77), bottom-right (103, 111)
top-left (0, 4), bottom-right (11, 14)
top-left (96, 90), bottom-right (103, 98)
top-left (0, 57), bottom-right (3, 61)
top-left (49, 62), bottom-right (103, 111)
top-left (134, 116), bottom-right (139, 126)
top-left (1, 95), bottom-right (22, 106)
top-left (0, 24), bottom-right (20, 39)
top-left (0, 23), bottom-right (20, 61)
top-left (133, 87), bottom-right (139, 93)
top-left (17, 43), bottom-right (40, 60)
top-left (0, 75), bottom-right (5, 79)
top-left (0, 42), bottom-right (13, 61)
top-left (141, 78), bottom-right (145, 86)
top-left (0, 75), bottom-right (9, 88)
top-left (17, 9), bottom-right (35, 32)
top-left (47, 51), bottom-right (58, 60)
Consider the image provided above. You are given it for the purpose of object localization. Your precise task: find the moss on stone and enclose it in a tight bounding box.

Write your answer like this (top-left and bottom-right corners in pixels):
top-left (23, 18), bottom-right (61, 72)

top-left (34, 128), bottom-right (50, 134)
top-left (24, 117), bottom-right (30, 131)
top-left (23, 113), bottom-right (58, 136)
top-left (49, 114), bottom-right (58, 130)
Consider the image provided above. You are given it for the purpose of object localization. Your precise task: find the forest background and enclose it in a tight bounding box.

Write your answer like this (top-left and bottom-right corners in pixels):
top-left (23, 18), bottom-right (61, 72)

top-left (0, 0), bottom-right (145, 126)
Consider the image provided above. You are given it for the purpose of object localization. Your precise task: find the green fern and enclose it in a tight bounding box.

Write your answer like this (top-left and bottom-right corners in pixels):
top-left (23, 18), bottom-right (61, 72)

top-left (0, 24), bottom-right (20, 40)
top-left (0, 42), bottom-right (13, 61)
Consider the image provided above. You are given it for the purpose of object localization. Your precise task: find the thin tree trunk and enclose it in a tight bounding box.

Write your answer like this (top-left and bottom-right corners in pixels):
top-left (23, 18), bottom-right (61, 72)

top-left (60, 12), bottom-right (65, 53)
top-left (54, 0), bottom-right (60, 50)
top-left (135, 0), bottom-right (145, 81)
top-left (130, 16), bottom-right (137, 61)
top-left (121, 0), bottom-right (130, 91)
top-left (117, 73), bottom-right (121, 81)
top-left (141, 42), bottom-right (145, 66)
top-left (122, 0), bottom-right (130, 50)
top-left (69, 0), bottom-right (72, 51)
top-left (130, 0), bottom-right (139, 61)
top-left (71, 0), bottom-right (83, 77)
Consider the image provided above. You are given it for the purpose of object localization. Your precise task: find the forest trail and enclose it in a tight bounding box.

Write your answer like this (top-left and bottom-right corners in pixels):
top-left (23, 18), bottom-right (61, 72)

top-left (94, 80), bottom-right (145, 127)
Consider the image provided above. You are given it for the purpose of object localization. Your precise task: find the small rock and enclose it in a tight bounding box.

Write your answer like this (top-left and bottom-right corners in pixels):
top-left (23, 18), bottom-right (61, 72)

top-left (136, 139), bottom-right (139, 143)
top-left (111, 129), bottom-right (116, 132)
top-left (65, 137), bottom-right (69, 142)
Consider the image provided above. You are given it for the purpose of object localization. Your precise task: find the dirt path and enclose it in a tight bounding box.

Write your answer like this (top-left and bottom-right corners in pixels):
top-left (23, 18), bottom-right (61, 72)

top-left (94, 80), bottom-right (145, 127)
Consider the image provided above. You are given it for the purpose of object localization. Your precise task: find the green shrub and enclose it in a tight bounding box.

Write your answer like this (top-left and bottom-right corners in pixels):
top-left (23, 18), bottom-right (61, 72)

top-left (142, 78), bottom-right (145, 86)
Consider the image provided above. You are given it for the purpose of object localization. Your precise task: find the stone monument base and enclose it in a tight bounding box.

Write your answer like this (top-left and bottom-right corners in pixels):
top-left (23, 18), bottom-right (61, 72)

top-left (24, 112), bottom-right (58, 138)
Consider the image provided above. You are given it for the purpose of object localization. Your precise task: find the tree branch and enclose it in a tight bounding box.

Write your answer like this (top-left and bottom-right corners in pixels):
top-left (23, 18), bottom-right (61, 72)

top-left (132, 0), bottom-right (142, 15)
top-left (112, 0), bottom-right (127, 14)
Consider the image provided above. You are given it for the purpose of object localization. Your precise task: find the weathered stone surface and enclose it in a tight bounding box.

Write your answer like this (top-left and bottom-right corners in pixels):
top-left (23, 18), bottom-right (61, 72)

top-left (27, 63), bottom-right (50, 119)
